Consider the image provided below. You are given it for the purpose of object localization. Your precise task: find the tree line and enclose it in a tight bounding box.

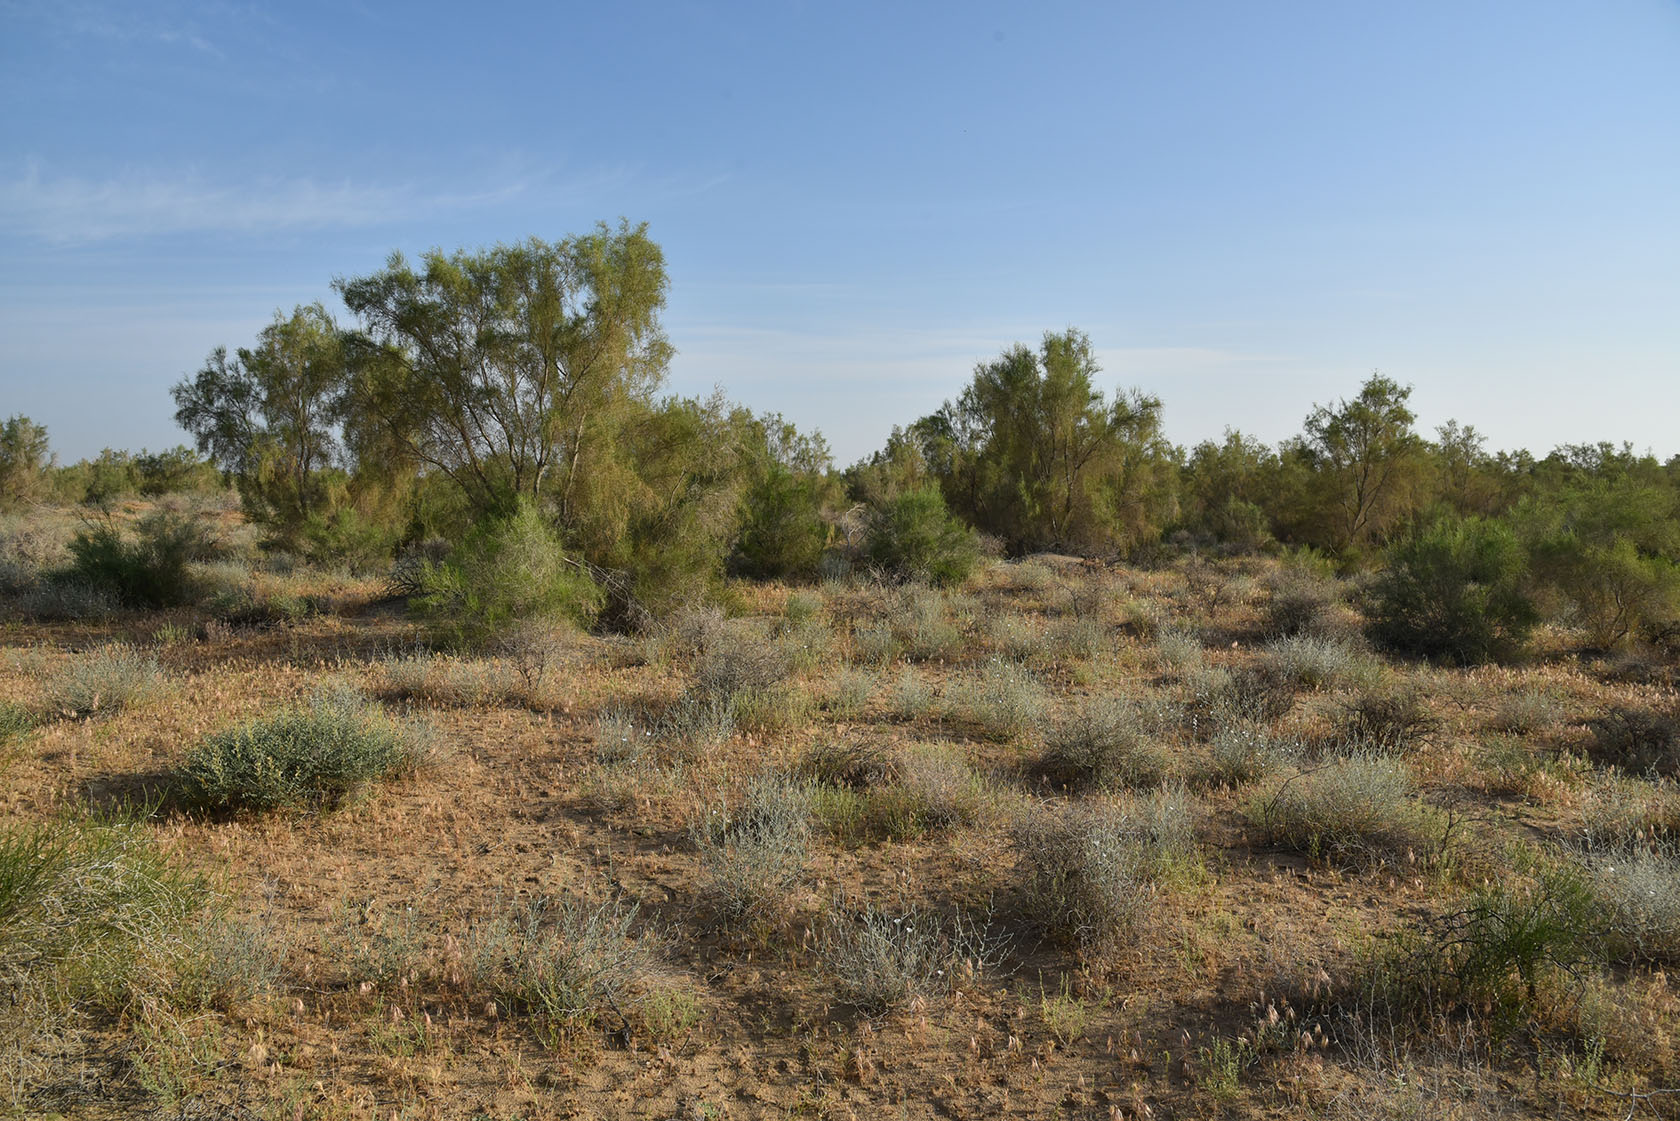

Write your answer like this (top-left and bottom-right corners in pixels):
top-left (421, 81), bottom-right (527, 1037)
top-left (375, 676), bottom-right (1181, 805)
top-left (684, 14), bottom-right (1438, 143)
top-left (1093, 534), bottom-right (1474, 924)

top-left (4, 220), bottom-right (1676, 654)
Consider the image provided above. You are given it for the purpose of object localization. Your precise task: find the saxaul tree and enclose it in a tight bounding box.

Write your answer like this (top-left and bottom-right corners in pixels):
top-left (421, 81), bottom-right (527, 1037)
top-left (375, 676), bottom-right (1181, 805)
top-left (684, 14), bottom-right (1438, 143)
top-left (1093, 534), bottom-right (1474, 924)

top-left (334, 221), bottom-right (672, 519)
top-left (917, 329), bottom-right (1177, 554)
top-left (172, 302), bottom-right (344, 539)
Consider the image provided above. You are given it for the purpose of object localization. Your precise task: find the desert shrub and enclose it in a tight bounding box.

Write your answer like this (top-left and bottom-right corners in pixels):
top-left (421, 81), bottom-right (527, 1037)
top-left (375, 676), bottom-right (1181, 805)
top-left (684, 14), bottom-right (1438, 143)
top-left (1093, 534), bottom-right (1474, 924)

top-left (1014, 788), bottom-right (1198, 950)
top-left (1155, 628), bottom-right (1204, 675)
top-left (1039, 697), bottom-right (1170, 790)
top-left (660, 690), bottom-right (737, 750)
top-left (887, 666), bottom-right (936, 720)
top-left (817, 899), bottom-right (998, 1013)
top-left (824, 666), bottom-right (876, 718)
top-left (776, 615), bottom-right (833, 673)
top-left (953, 658), bottom-right (1049, 741)
top-left (386, 536), bottom-right (452, 598)
top-left (48, 644), bottom-right (164, 719)
top-left (490, 618), bottom-right (567, 700)
top-left (812, 744), bottom-right (989, 843)
top-left (864, 487), bottom-right (980, 587)
top-left (800, 739), bottom-right (899, 789)
top-left (1252, 753), bottom-right (1444, 868)
top-left (1209, 721), bottom-right (1293, 785)
top-left (1485, 690), bottom-right (1564, 736)
top-left (1581, 776), bottom-right (1680, 849)
top-left (63, 510), bottom-right (216, 609)
top-left (692, 623), bottom-right (791, 699)
top-left (1352, 867), bottom-right (1600, 1031)
top-left (1368, 516), bottom-right (1537, 665)
top-left (181, 687), bottom-right (429, 811)
top-left (783, 591), bottom-right (822, 623)
top-left (1338, 683), bottom-right (1439, 753)
top-left (467, 896), bottom-right (658, 1027)
top-left (731, 462), bottom-right (832, 581)
top-left (898, 743), bottom-right (991, 829)
top-left (1587, 702), bottom-right (1680, 776)
top-left (1182, 664), bottom-right (1295, 732)
top-left (693, 773), bottom-right (812, 923)
top-left (380, 652), bottom-right (515, 708)
top-left (14, 581), bottom-right (118, 621)
top-left (898, 588), bottom-right (961, 661)
top-left (851, 621), bottom-right (900, 665)
top-left (987, 615), bottom-right (1046, 663)
top-left (1586, 845), bottom-right (1680, 963)
top-left (1046, 614), bottom-right (1106, 663)
top-left (592, 706), bottom-right (654, 768)
top-left (651, 602), bottom-right (730, 663)
top-left (1263, 563), bottom-right (1340, 638)
top-left (729, 682), bottom-right (814, 733)
top-left (413, 503), bottom-right (602, 647)
top-left (1261, 634), bottom-right (1376, 691)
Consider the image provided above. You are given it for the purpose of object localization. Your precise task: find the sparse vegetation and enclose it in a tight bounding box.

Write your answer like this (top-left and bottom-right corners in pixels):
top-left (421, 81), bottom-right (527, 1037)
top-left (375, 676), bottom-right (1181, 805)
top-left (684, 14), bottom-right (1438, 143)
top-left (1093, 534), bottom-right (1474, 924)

top-left (7, 382), bottom-right (1680, 1117)
top-left (693, 772), bottom-right (813, 924)
top-left (1039, 696), bottom-right (1170, 790)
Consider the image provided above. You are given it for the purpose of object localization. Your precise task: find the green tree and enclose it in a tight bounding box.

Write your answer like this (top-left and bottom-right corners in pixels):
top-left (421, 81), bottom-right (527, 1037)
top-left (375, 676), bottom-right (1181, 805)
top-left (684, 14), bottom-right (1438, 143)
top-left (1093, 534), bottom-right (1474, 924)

top-left (0, 415), bottom-right (51, 510)
top-left (1516, 445), bottom-right (1680, 648)
top-left (1292, 373), bottom-right (1425, 554)
top-left (924, 329), bottom-right (1177, 555)
top-left (1179, 429), bottom-right (1281, 551)
top-left (336, 223), bottom-right (671, 517)
top-left (865, 486), bottom-right (981, 587)
top-left (732, 414), bottom-right (837, 580)
top-left (172, 303), bottom-right (345, 540)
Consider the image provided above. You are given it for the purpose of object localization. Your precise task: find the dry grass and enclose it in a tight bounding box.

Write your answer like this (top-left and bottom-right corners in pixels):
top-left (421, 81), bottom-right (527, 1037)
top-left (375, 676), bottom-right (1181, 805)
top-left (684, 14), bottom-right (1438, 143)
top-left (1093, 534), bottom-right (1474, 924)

top-left (5, 503), bottom-right (1679, 1119)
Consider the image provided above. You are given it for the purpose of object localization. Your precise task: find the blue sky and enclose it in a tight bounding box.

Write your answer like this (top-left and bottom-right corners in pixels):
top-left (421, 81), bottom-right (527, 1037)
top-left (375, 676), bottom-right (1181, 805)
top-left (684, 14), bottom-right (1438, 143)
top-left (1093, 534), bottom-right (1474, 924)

top-left (2, 0), bottom-right (1677, 465)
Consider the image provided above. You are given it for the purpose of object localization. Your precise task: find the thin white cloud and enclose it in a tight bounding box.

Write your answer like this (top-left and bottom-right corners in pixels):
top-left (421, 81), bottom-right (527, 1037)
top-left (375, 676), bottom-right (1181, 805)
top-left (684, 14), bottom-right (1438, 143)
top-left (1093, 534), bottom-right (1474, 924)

top-left (0, 162), bottom-right (534, 244)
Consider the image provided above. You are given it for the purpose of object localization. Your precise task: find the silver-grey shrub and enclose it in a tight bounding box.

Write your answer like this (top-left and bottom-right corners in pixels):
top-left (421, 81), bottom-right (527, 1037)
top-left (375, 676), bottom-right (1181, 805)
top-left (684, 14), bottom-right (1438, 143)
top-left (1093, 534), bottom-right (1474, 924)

top-left (1209, 721), bottom-right (1293, 785)
top-left (1251, 753), bottom-right (1441, 868)
top-left (48, 644), bottom-right (164, 718)
top-left (1584, 843), bottom-right (1680, 964)
top-left (1261, 634), bottom-right (1376, 691)
top-left (181, 687), bottom-right (429, 811)
top-left (693, 773), bottom-right (813, 923)
top-left (467, 896), bottom-right (658, 1025)
top-left (953, 658), bottom-right (1049, 742)
top-left (1040, 697), bottom-right (1171, 790)
top-left (1015, 789), bottom-right (1198, 950)
top-left (817, 899), bottom-right (999, 1013)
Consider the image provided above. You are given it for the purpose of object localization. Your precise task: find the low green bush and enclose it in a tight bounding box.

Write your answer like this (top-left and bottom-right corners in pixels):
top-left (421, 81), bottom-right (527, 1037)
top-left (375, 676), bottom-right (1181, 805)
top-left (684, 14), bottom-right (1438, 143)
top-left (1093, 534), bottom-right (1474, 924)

top-left (413, 502), bottom-right (602, 647)
top-left (1367, 515), bottom-right (1537, 665)
top-left (1352, 866), bottom-right (1600, 1033)
top-left (864, 487), bottom-right (980, 587)
top-left (180, 687), bottom-right (429, 811)
top-left (0, 818), bottom-right (208, 1009)
top-left (62, 510), bottom-right (217, 609)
